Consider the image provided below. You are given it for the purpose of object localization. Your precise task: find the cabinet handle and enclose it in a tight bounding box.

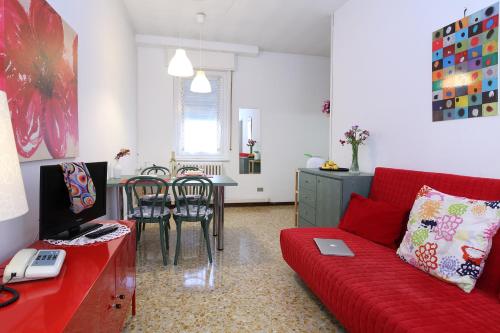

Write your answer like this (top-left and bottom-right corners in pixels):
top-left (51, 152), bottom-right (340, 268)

top-left (117, 294), bottom-right (125, 300)
top-left (112, 303), bottom-right (122, 309)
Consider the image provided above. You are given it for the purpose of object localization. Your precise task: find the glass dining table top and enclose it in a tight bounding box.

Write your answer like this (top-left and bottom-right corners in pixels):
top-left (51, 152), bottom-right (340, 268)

top-left (107, 175), bottom-right (238, 187)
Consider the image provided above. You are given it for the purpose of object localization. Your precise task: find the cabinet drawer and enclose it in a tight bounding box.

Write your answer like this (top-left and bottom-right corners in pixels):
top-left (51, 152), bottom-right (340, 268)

top-left (299, 172), bottom-right (316, 192)
top-left (299, 188), bottom-right (316, 208)
top-left (299, 202), bottom-right (316, 224)
top-left (299, 217), bottom-right (315, 228)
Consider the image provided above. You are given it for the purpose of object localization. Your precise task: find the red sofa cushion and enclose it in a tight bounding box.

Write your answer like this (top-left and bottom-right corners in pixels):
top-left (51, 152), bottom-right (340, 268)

top-left (281, 227), bottom-right (500, 333)
top-left (339, 193), bottom-right (408, 249)
top-left (369, 167), bottom-right (500, 297)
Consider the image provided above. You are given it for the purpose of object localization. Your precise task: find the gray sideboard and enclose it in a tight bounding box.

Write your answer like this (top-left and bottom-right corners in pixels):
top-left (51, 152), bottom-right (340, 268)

top-left (298, 168), bottom-right (373, 228)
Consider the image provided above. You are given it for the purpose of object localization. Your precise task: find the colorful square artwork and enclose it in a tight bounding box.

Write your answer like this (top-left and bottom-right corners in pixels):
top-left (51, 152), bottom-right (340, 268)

top-left (432, 3), bottom-right (499, 121)
top-left (0, 0), bottom-right (78, 161)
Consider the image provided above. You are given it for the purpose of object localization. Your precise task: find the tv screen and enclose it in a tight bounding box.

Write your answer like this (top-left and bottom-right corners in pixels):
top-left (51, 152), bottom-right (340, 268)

top-left (39, 162), bottom-right (107, 239)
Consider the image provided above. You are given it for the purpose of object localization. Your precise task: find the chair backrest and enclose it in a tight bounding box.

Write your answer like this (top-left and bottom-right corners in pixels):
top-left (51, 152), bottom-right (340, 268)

top-left (140, 165), bottom-right (170, 195)
top-left (176, 166), bottom-right (202, 176)
top-left (141, 165), bottom-right (170, 176)
top-left (172, 176), bottom-right (213, 220)
top-left (125, 176), bottom-right (169, 220)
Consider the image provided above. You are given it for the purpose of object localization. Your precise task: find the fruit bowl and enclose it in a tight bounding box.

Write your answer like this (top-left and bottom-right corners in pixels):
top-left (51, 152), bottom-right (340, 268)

top-left (319, 167), bottom-right (349, 172)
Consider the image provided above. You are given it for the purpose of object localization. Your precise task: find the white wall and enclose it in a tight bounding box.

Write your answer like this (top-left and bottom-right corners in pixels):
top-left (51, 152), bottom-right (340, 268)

top-left (137, 48), bottom-right (330, 202)
top-left (0, 0), bottom-right (137, 262)
top-left (331, 0), bottom-right (500, 179)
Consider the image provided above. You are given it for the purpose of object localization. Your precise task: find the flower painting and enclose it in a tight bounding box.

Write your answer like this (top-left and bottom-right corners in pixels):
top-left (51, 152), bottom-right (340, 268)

top-left (0, 0), bottom-right (78, 161)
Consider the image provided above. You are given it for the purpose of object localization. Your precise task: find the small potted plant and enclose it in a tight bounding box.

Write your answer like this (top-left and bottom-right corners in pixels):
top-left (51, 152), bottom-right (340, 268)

top-left (113, 148), bottom-right (130, 178)
top-left (247, 139), bottom-right (257, 158)
top-left (340, 125), bottom-right (369, 174)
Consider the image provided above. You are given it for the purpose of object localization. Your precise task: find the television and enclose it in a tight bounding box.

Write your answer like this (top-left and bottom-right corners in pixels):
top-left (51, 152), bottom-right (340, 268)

top-left (39, 162), bottom-right (108, 240)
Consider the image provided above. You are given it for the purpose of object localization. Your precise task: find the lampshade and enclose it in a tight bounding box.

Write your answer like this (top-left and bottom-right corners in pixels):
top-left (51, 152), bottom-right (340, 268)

top-left (167, 49), bottom-right (194, 77)
top-left (0, 91), bottom-right (28, 222)
top-left (190, 70), bottom-right (212, 93)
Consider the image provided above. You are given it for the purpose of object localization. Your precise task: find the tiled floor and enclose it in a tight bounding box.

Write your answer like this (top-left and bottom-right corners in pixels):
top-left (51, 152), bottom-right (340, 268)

top-left (123, 206), bottom-right (343, 333)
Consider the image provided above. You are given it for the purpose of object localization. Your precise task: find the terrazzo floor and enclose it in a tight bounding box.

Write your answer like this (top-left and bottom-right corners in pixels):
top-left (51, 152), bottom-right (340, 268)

top-left (123, 206), bottom-right (344, 333)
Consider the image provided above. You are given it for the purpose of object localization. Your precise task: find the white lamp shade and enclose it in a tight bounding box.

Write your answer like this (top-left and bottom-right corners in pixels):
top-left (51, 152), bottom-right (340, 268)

top-left (0, 91), bottom-right (28, 222)
top-left (190, 70), bottom-right (212, 93)
top-left (167, 49), bottom-right (194, 77)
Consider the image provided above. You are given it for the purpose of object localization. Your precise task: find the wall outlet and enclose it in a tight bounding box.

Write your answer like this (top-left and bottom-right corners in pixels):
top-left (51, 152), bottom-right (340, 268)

top-left (257, 187), bottom-right (264, 192)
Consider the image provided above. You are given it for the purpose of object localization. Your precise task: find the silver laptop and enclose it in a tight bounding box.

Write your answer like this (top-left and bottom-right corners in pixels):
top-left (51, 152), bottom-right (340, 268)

top-left (314, 238), bottom-right (354, 256)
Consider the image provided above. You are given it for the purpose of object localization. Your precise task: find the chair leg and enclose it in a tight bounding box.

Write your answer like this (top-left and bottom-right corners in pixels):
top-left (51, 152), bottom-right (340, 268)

top-left (202, 221), bottom-right (213, 264)
top-left (136, 221), bottom-right (142, 242)
top-left (159, 221), bottom-right (168, 266)
top-left (174, 220), bottom-right (182, 265)
top-left (165, 216), bottom-right (170, 250)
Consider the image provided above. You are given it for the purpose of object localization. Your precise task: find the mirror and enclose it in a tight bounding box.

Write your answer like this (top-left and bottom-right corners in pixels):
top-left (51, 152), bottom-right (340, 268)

top-left (239, 108), bottom-right (261, 174)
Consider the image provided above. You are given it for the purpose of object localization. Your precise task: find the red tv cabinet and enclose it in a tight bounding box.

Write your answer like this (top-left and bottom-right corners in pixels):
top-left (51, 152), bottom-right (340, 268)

top-left (0, 220), bottom-right (136, 333)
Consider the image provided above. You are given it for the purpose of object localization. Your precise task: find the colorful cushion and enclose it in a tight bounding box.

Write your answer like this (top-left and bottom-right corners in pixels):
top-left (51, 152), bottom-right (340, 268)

top-left (339, 193), bottom-right (408, 249)
top-left (60, 162), bottom-right (96, 214)
top-left (397, 185), bottom-right (500, 292)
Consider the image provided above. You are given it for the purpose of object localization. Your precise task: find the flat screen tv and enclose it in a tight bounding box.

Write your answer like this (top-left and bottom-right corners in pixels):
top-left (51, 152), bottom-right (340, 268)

top-left (39, 162), bottom-right (108, 240)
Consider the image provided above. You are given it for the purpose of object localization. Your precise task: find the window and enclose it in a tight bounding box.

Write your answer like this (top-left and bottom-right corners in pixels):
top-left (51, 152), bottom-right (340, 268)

top-left (174, 71), bottom-right (231, 160)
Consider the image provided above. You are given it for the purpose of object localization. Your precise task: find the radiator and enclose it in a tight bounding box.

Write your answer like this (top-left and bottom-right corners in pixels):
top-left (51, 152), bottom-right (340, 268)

top-left (176, 162), bottom-right (224, 176)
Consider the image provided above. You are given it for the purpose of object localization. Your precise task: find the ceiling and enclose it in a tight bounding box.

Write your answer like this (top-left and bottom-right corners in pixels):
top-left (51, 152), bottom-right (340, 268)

top-left (123, 0), bottom-right (348, 57)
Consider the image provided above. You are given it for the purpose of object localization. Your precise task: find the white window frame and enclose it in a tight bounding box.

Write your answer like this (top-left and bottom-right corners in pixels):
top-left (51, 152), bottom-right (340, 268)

top-left (173, 70), bottom-right (231, 161)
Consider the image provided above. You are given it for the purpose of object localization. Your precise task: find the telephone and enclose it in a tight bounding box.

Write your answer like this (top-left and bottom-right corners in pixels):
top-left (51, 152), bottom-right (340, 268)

top-left (3, 249), bottom-right (66, 284)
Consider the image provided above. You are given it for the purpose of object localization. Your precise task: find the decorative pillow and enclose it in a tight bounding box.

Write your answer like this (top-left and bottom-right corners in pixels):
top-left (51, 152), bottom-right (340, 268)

top-left (60, 162), bottom-right (97, 214)
top-left (339, 193), bottom-right (408, 249)
top-left (397, 185), bottom-right (500, 293)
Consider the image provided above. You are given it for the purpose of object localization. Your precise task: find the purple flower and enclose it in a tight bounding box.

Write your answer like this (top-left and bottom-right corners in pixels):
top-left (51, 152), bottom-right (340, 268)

top-left (340, 125), bottom-right (370, 147)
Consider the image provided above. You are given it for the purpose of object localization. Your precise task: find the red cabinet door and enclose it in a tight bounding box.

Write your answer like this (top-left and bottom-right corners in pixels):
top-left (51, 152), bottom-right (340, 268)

top-left (64, 262), bottom-right (116, 333)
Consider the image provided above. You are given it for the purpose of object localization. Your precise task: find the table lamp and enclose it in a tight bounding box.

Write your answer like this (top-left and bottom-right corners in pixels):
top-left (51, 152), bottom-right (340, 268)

top-left (0, 90), bottom-right (28, 307)
top-left (0, 90), bottom-right (28, 222)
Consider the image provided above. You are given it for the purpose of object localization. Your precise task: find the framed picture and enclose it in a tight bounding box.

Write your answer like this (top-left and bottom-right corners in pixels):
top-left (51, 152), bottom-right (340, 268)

top-left (0, 0), bottom-right (78, 161)
top-left (432, 3), bottom-right (499, 121)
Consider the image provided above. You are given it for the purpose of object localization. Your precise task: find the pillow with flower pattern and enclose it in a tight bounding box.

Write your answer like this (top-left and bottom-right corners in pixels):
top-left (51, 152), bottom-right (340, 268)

top-left (397, 185), bottom-right (500, 293)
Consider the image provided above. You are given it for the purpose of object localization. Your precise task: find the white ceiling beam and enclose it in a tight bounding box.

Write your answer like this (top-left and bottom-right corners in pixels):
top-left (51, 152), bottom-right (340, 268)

top-left (136, 34), bottom-right (259, 56)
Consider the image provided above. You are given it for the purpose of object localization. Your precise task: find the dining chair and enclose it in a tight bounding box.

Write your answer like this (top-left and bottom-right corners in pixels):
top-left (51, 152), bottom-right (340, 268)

top-left (172, 176), bottom-right (214, 265)
top-left (125, 176), bottom-right (171, 266)
top-left (176, 166), bottom-right (208, 204)
top-left (140, 165), bottom-right (171, 204)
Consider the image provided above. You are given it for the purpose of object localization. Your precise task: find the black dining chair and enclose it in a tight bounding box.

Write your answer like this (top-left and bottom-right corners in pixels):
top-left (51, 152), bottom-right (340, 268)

top-left (125, 176), bottom-right (171, 265)
top-left (176, 166), bottom-right (208, 204)
top-left (140, 165), bottom-right (171, 204)
top-left (172, 176), bottom-right (214, 265)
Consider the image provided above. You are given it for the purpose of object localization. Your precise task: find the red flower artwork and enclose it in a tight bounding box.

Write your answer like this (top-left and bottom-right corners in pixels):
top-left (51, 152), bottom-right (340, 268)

top-left (1, 0), bottom-right (78, 160)
top-left (415, 242), bottom-right (439, 272)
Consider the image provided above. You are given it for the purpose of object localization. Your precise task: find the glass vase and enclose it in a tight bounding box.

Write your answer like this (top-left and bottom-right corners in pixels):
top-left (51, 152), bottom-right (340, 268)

top-left (350, 144), bottom-right (360, 174)
top-left (113, 160), bottom-right (122, 179)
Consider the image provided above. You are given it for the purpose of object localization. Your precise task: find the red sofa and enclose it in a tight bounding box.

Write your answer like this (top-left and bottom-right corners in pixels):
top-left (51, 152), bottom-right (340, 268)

top-left (281, 168), bottom-right (500, 333)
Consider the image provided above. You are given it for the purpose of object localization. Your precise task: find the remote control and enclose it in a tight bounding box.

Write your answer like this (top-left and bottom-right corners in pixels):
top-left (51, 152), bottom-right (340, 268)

top-left (85, 226), bottom-right (119, 239)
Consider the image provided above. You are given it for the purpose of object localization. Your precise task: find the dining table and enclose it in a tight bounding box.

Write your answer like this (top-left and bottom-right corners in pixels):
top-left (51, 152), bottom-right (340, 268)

top-left (107, 175), bottom-right (238, 250)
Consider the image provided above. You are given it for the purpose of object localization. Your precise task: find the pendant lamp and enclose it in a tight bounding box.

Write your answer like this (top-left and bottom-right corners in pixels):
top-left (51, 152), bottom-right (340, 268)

top-left (190, 13), bottom-right (212, 93)
top-left (191, 70), bottom-right (212, 93)
top-left (168, 48), bottom-right (194, 77)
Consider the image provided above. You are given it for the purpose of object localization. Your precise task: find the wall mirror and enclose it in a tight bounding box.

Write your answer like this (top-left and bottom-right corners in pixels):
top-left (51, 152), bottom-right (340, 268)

top-left (239, 108), bottom-right (261, 174)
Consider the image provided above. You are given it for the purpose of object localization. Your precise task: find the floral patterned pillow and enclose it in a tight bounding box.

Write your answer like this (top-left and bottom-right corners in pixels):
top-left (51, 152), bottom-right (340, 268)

top-left (397, 185), bottom-right (500, 292)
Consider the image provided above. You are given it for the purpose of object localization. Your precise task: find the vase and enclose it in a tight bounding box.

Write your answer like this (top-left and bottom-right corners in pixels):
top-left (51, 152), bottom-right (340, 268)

top-left (350, 144), bottom-right (360, 174)
top-left (113, 160), bottom-right (122, 179)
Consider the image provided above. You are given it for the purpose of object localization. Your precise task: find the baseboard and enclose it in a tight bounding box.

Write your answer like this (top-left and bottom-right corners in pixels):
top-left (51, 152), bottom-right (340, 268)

top-left (225, 202), bottom-right (294, 207)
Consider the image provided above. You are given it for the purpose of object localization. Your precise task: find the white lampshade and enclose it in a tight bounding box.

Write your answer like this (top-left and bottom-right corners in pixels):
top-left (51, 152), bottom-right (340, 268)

top-left (167, 49), bottom-right (194, 77)
top-left (0, 91), bottom-right (28, 222)
top-left (190, 70), bottom-right (212, 93)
